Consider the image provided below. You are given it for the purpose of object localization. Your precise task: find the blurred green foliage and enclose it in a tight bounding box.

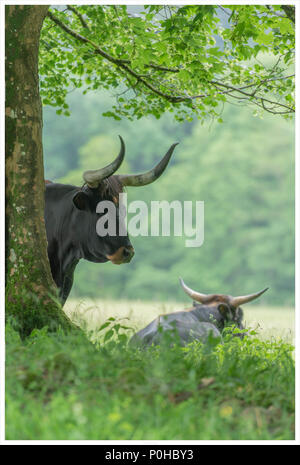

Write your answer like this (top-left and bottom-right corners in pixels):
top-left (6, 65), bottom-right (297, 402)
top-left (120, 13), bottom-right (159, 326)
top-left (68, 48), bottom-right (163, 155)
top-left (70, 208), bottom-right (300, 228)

top-left (43, 89), bottom-right (294, 306)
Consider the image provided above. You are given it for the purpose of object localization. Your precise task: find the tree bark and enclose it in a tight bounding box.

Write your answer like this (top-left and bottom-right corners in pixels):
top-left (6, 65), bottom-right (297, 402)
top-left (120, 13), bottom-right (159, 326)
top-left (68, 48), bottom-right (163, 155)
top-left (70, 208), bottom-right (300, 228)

top-left (5, 5), bottom-right (72, 337)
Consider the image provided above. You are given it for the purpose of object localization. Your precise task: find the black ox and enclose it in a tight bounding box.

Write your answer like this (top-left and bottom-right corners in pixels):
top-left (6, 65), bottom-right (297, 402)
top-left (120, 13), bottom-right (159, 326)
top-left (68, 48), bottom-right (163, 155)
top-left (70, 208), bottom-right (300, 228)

top-left (130, 278), bottom-right (268, 347)
top-left (45, 136), bottom-right (178, 304)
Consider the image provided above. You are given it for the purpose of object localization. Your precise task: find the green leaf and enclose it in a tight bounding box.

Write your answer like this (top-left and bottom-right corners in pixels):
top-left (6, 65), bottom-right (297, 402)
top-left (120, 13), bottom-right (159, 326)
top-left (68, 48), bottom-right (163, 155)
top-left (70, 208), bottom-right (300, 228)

top-left (104, 329), bottom-right (114, 343)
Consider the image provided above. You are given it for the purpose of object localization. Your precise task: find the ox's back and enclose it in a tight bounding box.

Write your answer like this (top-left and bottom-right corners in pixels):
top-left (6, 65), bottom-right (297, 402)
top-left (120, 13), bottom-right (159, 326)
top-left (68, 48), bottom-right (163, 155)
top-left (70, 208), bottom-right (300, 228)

top-left (45, 183), bottom-right (79, 241)
top-left (130, 308), bottom-right (222, 348)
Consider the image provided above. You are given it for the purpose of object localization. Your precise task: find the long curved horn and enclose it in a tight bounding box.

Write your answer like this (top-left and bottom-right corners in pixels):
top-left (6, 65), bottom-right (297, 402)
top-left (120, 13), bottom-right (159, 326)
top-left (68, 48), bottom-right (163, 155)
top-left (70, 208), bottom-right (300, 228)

top-left (118, 142), bottom-right (179, 187)
top-left (179, 278), bottom-right (216, 304)
top-left (229, 288), bottom-right (269, 307)
top-left (83, 135), bottom-right (125, 188)
top-left (180, 278), bottom-right (269, 307)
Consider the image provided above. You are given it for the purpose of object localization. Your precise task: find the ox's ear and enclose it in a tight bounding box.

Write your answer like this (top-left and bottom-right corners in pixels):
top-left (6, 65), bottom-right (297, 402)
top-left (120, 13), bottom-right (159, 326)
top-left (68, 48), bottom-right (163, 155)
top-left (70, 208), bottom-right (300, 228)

top-left (218, 303), bottom-right (230, 318)
top-left (73, 191), bottom-right (90, 211)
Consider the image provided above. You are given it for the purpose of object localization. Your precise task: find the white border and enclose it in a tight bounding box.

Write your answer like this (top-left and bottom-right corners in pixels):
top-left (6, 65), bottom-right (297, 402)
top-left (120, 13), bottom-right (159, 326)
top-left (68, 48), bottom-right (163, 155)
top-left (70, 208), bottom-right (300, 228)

top-left (0, 0), bottom-right (298, 446)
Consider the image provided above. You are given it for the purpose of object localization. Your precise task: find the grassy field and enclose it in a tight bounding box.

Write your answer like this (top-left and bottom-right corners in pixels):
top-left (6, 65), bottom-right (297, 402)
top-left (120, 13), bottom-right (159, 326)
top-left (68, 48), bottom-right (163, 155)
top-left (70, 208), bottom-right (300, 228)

top-left (6, 300), bottom-right (295, 440)
top-left (64, 298), bottom-right (295, 344)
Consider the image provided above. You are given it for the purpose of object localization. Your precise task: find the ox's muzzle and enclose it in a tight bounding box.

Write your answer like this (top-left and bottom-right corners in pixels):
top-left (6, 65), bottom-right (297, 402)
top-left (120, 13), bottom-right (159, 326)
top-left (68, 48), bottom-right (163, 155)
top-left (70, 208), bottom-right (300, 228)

top-left (107, 246), bottom-right (135, 265)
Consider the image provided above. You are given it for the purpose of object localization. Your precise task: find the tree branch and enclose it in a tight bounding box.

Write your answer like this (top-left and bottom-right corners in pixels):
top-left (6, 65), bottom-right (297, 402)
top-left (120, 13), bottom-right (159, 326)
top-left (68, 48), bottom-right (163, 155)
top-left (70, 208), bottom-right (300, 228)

top-left (210, 80), bottom-right (294, 113)
top-left (47, 10), bottom-right (185, 103)
top-left (280, 5), bottom-right (295, 24)
top-left (47, 10), bottom-right (295, 114)
top-left (47, 11), bottom-right (127, 66)
top-left (67, 6), bottom-right (90, 30)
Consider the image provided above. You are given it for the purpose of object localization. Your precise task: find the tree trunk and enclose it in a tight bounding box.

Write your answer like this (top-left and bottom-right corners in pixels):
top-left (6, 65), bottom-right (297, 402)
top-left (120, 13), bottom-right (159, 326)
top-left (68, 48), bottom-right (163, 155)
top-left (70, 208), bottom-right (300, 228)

top-left (5, 5), bottom-right (72, 337)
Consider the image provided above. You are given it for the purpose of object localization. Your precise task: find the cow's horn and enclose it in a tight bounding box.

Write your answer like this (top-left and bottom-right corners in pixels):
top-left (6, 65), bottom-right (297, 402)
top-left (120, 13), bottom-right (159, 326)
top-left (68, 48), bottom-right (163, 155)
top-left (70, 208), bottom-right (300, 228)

top-left (118, 142), bottom-right (179, 187)
top-left (83, 135), bottom-right (125, 188)
top-left (229, 288), bottom-right (269, 307)
top-left (179, 278), bottom-right (216, 304)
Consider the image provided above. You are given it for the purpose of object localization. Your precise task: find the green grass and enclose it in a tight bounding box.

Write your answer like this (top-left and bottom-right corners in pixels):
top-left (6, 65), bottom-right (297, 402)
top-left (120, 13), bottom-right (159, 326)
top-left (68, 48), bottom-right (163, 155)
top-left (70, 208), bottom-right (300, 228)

top-left (5, 300), bottom-right (295, 440)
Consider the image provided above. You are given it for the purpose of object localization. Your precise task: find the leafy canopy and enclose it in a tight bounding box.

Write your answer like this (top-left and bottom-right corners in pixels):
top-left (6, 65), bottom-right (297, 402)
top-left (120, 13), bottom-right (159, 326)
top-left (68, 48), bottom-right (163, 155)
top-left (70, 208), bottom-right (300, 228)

top-left (40, 4), bottom-right (295, 122)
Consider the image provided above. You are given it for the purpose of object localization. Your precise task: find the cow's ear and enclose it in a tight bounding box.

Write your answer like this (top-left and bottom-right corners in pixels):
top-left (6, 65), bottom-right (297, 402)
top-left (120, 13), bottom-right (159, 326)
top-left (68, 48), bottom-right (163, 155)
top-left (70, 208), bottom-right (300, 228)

top-left (218, 303), bottom-right (230, 318)
top-left (73, 191), bottom-right (89, 211)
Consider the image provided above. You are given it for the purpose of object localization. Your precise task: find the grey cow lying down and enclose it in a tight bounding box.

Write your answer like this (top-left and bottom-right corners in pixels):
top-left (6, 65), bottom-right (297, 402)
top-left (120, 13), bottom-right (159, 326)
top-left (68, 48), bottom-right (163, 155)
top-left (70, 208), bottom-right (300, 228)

top-left (130, 279), bottom-right (268, 348)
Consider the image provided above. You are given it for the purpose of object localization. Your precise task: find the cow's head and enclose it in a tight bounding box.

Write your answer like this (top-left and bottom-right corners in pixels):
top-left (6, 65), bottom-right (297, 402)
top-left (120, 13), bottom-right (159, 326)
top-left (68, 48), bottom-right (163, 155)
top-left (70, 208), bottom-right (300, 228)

top-left (72, 136), bottom-right (178, 265)
top-left (179, 278), bottom-right (268, 333)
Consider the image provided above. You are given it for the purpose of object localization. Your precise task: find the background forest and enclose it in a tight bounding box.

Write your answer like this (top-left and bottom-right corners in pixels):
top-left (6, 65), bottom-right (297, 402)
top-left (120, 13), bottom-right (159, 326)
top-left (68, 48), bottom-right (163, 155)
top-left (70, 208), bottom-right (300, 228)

top-left (43, 89), bottom-right (294, 306)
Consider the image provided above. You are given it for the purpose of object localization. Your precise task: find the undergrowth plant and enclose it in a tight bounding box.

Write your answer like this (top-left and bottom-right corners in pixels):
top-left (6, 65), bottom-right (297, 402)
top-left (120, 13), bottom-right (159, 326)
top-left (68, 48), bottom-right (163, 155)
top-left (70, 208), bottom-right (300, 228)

top-left (5, 317), bottom-right (295, 440)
